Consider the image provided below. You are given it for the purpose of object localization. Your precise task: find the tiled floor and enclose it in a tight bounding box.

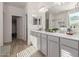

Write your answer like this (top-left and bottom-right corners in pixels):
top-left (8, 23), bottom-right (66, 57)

top-left (0, 39), bottom-right (45, 57)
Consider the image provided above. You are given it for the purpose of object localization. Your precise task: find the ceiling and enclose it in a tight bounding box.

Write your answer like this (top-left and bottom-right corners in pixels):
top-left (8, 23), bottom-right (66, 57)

top-left (4, 2), bottom-right (26, 8)
top-left (4, 2), bottom-right (77, 14)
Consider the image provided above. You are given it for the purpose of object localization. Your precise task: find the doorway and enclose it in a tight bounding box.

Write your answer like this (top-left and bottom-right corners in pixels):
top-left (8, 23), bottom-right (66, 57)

top-left (12, 16), bottom-right (22, 40)
top-left (12, 16), bottom-right (17, 40)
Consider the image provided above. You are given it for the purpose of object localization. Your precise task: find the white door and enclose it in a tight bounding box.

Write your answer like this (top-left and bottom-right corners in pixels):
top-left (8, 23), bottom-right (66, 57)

top-left (48, 40), bottom-right (59, 57)
top-left (17, 17), bottom-right (23, 39)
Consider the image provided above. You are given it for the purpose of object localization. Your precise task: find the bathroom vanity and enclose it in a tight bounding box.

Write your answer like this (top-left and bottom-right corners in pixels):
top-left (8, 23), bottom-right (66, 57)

top-left (31, 30), bottom-right (79, 57)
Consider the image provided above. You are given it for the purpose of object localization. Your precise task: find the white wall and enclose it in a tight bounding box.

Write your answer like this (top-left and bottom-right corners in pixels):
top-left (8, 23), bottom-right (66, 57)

top-left (0, 2), bottom-right (3, 46)
top-left (3, 3), bottom-right (26, 43)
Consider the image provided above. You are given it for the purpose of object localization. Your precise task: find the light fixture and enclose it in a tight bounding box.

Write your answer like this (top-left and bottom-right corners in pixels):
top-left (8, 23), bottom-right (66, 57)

top-left (39, 7), bottom-right (48, 12)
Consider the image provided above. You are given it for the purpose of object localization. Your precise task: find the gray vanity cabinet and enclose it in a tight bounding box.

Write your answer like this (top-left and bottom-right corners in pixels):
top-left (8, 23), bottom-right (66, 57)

top-left (48, 36), bottom-right (60, 57)
top-left (31, 31), bottom-right (79, 57)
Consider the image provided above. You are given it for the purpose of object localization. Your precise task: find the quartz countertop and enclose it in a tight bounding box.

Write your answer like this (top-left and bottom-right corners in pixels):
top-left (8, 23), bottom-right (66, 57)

top-left (32, 30), bottom-right (79, 41)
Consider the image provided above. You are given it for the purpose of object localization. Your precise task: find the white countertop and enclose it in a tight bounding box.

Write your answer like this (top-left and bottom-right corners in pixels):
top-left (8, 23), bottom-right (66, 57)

top-left (32, 30), bottom-right (79, 41)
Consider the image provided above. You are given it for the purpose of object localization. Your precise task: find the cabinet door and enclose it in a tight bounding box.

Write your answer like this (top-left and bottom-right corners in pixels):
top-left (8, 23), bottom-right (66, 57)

top-left (48, 40), bottom-right (59, 57)
top-left (61, 45), bottom-right (78, 57)
top-left (41, 34), bottom-right (47, 56)
top-left (36, 33), bottom-right (41, 50)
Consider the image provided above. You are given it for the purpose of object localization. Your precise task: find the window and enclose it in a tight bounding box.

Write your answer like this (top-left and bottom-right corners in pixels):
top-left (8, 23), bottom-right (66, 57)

top-left (69, 12), bottom-right (79, 27)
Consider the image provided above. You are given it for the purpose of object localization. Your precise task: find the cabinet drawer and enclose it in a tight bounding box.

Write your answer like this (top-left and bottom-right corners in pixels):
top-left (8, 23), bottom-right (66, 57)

top-left (48, 36), bottom-right (59, 42)
top-left (60, 38), bottom-right (78, 50)
top-left (61, 45), bottom-right (78, 57)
